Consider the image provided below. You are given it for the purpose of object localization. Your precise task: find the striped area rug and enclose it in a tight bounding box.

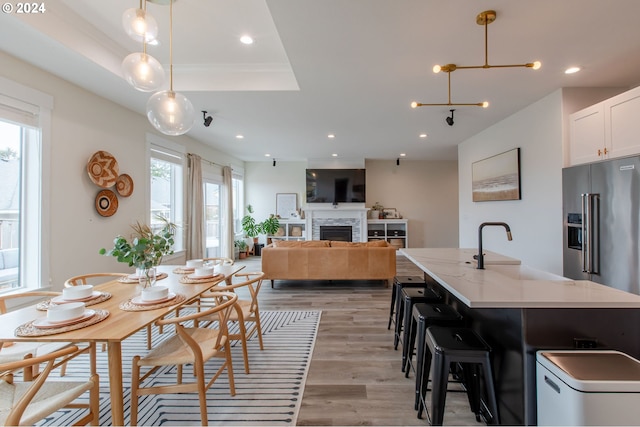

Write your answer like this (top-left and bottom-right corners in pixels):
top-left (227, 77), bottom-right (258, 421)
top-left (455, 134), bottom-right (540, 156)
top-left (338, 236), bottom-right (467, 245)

top-left (37, 310), bottom-right (321, 426)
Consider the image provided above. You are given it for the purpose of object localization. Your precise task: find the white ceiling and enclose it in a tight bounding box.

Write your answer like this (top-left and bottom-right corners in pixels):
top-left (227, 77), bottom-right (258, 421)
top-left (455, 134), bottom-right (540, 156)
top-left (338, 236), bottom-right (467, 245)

top-left (2, 0), bottom-right (640, 162)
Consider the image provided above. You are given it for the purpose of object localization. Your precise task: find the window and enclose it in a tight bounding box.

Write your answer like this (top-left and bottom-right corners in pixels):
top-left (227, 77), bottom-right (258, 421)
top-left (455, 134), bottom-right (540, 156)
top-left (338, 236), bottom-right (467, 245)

top-left (204, 180), bottom-right (221, 257)
top-left (148, 135), bottom-right (184, 253)
top-left (232, 172), bottom-right (244, 237)
top-left (0, 77), bottom-right (52, 293)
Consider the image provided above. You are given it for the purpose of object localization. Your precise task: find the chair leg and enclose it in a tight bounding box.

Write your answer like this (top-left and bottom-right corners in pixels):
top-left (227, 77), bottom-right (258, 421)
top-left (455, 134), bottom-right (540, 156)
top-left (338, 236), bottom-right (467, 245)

top-left (254, 311), bottom-right (265, 350)
top-left (417, 345), bottom-right (433, 418)
top-left (194, 360), bottom-right (209, 426)
top-left (146, 325), bottom-right (152, 350)
top-left (394, 296), bottom-right (404, 350)
top-left (482, 357), bottom-right (500, 425)
top-left (388, 284), bottom-right (397, 330)
top-left (225, 340), bottom-right (236, 396)
top-left (414, 319), bottom-right (427, 410)
top-left (430, 354), bottom-right (450, 426)
top-left (89, 373), bottom-right (100, 426)
top-left (401, 297), bottom-right (413, 371)
top-left (404, 313), bottom-right (417, 375)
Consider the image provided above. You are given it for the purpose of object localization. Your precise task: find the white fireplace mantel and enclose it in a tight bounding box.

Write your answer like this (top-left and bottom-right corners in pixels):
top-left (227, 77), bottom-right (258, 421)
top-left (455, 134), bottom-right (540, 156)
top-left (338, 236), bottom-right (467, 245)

top-left (304, 205), bottom-right (369, 242)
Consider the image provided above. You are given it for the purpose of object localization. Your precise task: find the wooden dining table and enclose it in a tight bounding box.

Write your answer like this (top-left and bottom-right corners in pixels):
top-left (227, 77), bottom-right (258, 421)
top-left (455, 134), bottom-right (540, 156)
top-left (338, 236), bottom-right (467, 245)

top-left (0, 263), bottom-right (245, 426)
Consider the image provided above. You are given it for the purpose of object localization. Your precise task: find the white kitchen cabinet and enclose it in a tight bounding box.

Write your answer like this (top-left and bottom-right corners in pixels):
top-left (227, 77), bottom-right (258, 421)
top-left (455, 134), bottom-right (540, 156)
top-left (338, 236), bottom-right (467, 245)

top-left (569, 85), bottom-right (640, 165)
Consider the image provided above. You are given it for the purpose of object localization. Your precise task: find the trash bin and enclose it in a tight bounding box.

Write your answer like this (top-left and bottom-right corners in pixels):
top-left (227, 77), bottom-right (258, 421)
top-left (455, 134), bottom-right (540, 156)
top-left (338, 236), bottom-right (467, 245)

top-left (254, 243), bottom-right (264, 256)
top-left (536, 350), bottom-right (640, 426)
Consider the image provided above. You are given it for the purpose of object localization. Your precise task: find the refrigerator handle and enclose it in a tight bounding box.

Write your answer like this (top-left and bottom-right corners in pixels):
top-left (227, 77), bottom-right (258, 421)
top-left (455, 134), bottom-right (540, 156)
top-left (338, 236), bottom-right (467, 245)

top-left (582, 193), bottom-right (597, 274)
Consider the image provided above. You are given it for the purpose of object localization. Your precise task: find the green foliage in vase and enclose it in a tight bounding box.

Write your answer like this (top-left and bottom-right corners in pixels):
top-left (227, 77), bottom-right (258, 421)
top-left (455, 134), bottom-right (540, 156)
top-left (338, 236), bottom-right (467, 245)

top-left (261, 214), bottom-right (280, 235)
top-left (99, 215), bottom-right (176, 269)
top-left (241, 205), bottom-right (260, 238)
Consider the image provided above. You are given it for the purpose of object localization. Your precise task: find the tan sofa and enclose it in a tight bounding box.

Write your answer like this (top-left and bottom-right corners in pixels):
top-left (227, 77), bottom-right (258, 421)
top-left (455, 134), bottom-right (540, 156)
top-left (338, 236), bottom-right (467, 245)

top-left (261, 240), bottom-right (396, 287)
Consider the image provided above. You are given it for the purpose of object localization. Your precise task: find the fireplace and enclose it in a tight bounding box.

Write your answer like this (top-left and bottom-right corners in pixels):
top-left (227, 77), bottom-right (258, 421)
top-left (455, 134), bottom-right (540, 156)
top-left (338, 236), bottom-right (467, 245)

top-left (320, 226), bottom-right (352, 242)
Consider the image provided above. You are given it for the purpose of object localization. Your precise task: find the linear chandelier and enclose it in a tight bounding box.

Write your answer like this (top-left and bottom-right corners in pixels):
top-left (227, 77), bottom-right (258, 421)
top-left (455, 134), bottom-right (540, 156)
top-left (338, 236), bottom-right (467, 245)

top-left (434, 10), bottom-right (541, 73)
top-left (411, 64), bottom-right (489, 108)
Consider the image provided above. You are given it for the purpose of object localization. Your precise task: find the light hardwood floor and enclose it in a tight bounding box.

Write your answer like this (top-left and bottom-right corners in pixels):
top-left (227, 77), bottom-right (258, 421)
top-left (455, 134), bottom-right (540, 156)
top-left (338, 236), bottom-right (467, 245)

top-left (236, 254), bottom-right (483, 426)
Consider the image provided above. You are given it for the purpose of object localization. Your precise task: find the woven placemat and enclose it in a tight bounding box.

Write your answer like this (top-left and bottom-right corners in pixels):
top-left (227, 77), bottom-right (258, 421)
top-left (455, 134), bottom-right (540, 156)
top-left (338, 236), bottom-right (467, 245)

top-left (179, 273), bottom-right (224, 284)
top-left (36, 292), bottom-right (112, 311)
top-left (117, 272), bottom-right (168, 284)
top-left (15, 309), bottom-right (110, 337)
top-left (172, 267), bottom-right (195, 274)
top-left (119, 293), bottom-right (186, 311)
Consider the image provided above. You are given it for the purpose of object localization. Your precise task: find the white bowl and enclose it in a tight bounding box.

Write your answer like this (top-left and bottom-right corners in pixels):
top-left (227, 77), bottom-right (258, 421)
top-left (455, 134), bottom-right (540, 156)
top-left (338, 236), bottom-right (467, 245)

top-left (186, 259), bottom-right (204, 268)
top-left (62, 284), bottom-right (93, 300)
top-left (47, 302), bottom-right (86, 323)
top-left (141, 286), bottom-right (169, 302)
top-left (194, 266), bottom-right (213, 277)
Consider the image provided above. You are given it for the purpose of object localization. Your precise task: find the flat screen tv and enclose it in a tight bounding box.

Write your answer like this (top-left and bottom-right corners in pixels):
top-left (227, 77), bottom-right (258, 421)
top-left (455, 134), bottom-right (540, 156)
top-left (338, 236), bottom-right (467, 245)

top-left (306, 168), bottom-right (366, 204)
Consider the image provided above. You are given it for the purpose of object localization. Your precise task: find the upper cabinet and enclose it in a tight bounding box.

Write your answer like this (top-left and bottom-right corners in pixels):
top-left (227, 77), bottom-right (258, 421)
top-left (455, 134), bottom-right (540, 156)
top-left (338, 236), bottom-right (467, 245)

top-left (569, 86), bottom-right (640, 165)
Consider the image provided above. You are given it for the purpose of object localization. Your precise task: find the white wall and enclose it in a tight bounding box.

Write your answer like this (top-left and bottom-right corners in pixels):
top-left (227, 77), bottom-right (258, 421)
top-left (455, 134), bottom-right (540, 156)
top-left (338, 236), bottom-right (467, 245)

top-left (245, 159), bottom-right (459, 247)
top-left (458, 90), bottom-right (564, 273)
top-left (0, 51), bottom-right (244, 289)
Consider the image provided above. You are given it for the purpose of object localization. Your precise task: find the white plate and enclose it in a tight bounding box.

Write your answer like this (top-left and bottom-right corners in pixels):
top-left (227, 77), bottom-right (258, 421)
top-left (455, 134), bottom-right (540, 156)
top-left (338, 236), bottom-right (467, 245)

top-left (131, 292), bottom-right (176, 306)
top-left (33, 310), bottom-right (96, 329)
top-left (52, 291), bottom-right (101, 303)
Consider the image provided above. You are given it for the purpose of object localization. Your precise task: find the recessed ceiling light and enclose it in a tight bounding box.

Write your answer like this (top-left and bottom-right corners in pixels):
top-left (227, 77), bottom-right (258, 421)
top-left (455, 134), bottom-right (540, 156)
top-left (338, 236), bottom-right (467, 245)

top-left (419, 133), bottom-right (428, 139)
top-left (240, 35), bottom-right (254, 45)
top-left (235, 134), bottom-right (244, 139)
top-left (327, 134), bottom-right (335, 139)
top-left (331, 153), bottom-right (338, 157)
top-left (400, 153), bottom-right (406, 157)
top-left (565, 66), bottom-right (581, 74)
top-left (264, 153), bottom-right (271, 157)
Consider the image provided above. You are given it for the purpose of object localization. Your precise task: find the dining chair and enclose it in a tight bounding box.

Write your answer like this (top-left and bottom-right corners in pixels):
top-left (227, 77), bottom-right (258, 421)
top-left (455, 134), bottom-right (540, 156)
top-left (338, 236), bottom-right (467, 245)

top-left (199, 271), bottom-right (266, 374)
top-left (65, 272), bottom-right (158, 350)
top-left (0, 344), bottom-right (99, 426)
top-left (0, 291), bottom-right (92, 380)
top-left (130, 291), bottom-right (238, 426)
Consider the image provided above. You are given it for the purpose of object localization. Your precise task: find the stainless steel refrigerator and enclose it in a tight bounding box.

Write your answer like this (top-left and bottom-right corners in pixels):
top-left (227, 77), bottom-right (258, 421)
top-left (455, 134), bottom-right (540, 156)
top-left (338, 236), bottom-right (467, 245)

top-left (563, 156), bottom-right (640, 295)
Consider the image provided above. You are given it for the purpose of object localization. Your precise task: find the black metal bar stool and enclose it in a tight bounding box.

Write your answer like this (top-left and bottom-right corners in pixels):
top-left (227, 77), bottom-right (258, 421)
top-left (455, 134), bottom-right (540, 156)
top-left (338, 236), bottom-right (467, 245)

top-left (388, 276), bottom-right (425, 330)
top-left (418, 326), bottom-right (499, 426)
top-left (404, 303), bottom-right (464, 409)
top-left (394, 286), bottom-right (441, 351)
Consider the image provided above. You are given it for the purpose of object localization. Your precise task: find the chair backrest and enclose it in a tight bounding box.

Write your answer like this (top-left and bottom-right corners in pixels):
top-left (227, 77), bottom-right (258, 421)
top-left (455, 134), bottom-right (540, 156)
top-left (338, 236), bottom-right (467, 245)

top-left (157, 291), bottom-right (238, 349)
top-left (203, 257), bottom-right (234, 266)
top-left (64, 272), bottom-right (127, 287)
top-left (0, 291), bottom-right (61, 315)
top-left (229, 272), bottom-right (265, 312)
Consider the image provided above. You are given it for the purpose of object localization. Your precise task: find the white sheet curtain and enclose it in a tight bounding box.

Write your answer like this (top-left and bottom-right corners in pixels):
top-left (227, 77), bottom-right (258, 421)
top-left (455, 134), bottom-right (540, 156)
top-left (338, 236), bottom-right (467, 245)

top-left (186, 153), bottom-right (204, 260)
top-left (222, 166), bottom-right (234, 259)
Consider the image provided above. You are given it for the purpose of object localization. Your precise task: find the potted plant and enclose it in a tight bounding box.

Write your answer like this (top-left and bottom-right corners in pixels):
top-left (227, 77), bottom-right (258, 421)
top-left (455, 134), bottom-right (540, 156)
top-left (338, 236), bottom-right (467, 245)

top-left (370, 202), bottom-right (384, 219)
top-left (234, 239), bottom-right (248, 259)
top-left (241, 205), bottom-right (260, 246)
top-left (260, 214), bottom-right (280, 244)
top-left (99, 214), bottom-right (176, 288)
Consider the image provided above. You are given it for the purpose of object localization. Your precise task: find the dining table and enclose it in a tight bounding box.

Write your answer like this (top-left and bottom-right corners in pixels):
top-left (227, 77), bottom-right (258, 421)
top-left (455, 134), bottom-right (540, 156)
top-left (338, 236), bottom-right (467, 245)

top-left (0, 263), bottom-right (245, 426)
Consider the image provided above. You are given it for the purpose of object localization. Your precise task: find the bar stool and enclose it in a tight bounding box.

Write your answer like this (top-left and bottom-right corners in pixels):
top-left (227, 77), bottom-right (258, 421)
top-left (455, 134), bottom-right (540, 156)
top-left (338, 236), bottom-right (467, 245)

top-left (394, 287), bottom-right (441, 351)
top-left (418, 326), bottom-right (499, 425)
top-left (404, 303), bottom-right (464, 409)
top-left (388, 276), bottom-right (426, 330)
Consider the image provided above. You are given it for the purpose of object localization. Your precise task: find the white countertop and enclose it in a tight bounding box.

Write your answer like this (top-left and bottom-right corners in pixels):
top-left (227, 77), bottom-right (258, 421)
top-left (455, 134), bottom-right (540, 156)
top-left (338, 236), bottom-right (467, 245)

top-left (400, 248), bottom-right (640, 309)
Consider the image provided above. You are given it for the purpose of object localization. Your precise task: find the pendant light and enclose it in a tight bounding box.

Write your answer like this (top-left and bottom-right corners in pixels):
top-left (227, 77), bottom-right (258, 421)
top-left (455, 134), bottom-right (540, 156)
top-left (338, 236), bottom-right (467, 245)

top-left (122, 0), bottom-right (158, 44)
top-left (146, 0), bottom-right (195, 136)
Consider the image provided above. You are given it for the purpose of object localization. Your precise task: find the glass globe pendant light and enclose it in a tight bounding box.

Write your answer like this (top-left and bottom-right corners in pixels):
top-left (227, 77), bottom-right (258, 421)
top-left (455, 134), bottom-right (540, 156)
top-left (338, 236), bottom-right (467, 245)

top-left (146, 0), bottom-right (195, 136)
top-left (122, 1), bottom-right (158, 44)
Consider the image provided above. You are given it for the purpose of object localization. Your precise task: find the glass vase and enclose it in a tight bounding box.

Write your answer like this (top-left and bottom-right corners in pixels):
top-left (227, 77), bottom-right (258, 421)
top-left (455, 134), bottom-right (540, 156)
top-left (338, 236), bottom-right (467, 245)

top-left (136, 267), bottom-right (157, 289)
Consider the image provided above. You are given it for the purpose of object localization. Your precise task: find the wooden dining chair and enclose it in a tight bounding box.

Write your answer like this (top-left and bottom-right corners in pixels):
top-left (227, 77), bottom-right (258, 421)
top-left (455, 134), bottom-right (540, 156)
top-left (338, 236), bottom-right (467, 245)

top-left (0, 344), bottom-right (99, 426)
top-left (65, 272), bottom-right (158, 350)
top-left (199, 271), bottom-right (266, 374)
top-left (130, 291), bottom-right (238, 426)
top-left (0, 291), bottom-right (92, 380)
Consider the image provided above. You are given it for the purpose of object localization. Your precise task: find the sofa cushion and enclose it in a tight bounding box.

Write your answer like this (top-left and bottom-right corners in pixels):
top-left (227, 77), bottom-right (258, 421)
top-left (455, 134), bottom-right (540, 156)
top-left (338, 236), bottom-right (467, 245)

top-left (272, 240), bottom-right (331, 248)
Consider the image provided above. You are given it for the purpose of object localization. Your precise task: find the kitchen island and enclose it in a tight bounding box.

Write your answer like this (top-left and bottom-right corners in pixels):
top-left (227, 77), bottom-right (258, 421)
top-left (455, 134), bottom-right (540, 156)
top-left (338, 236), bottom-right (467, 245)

top-left (400, 248), bottom-right (640, 425)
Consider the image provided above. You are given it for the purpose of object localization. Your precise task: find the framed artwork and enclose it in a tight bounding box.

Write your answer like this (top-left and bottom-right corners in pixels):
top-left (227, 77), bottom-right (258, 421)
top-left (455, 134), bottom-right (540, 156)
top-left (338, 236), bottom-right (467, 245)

top-left (383, 208), bottom-right (399, 219)
top-left (276, 193), bottom-right (298, 218)
top-left (472, 148), bottom-right (521, 202)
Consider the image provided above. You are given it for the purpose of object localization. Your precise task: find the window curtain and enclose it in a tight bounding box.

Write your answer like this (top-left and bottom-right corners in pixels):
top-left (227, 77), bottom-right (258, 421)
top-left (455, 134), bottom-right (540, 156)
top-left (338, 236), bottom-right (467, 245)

top-left (186, 153), bottom-right (204, 260)
top-left (222, 166), bottom-right (234, 259)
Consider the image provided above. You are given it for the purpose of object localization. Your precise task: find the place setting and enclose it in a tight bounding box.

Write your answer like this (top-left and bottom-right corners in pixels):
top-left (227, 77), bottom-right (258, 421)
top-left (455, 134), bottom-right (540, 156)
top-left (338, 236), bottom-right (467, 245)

top-left (119, 285), bottom-right (186, 311)
top-left (36, 284), bottom-right (112, 310)
top-left (172, 258), bottom-right (204, 274)
top-left (117, 268), bottom-right (168, 284)
top-left (179, 265), bottom-right (224, 284)
top-left (15, 300), bottom-right (110, 337)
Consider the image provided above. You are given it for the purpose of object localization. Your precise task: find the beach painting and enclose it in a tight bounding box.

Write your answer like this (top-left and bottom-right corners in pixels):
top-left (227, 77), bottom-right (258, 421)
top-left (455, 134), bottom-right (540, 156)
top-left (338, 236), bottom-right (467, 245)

top-left (472, 148), bottom-right (521, 202)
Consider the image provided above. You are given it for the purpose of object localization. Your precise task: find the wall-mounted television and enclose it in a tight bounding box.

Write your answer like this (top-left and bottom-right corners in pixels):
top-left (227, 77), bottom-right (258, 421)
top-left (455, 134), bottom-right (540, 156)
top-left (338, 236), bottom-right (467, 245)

top-left (306, 168), bottom-right (366, 204)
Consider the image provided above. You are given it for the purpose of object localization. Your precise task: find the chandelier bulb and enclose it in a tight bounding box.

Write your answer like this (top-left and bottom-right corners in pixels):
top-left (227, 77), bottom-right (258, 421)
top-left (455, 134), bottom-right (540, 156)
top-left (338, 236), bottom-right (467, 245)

top-left (482, 101), bottom-right (489, 108)
top-left (147, 90), bottom-right (196, 136)
top-left (531, 61), bottom-right (542, 70)
top-left (122, 8), bottom-right (158, 43)
top-left (122, 52), bottom-right (165, 92)
top-left (410, 101), bottom-right (419, 109)
top-left (433, 64), bottom-right (442, 73)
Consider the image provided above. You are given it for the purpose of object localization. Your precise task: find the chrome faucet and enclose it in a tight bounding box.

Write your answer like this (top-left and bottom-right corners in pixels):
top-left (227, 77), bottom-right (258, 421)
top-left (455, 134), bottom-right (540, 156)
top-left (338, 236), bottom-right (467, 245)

top-left (476, 222), bottom-right (513, 269)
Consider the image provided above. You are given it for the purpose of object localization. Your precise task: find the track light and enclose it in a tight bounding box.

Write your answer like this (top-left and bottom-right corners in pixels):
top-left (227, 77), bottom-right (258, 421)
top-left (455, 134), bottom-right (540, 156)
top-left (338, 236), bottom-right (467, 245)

top-left (202, 111), bottom-right (213, 127)
top-left (396, 158), bottom-right (400, 166)
top-left (273, 159), bottom-right (276, 167)
top-left (446, 109), bottom-right (455, 126)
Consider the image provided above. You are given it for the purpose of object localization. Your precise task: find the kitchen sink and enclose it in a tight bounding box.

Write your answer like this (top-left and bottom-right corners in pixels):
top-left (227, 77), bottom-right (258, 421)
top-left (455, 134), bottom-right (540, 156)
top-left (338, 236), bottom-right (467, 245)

top-left (484, 264), bottom-right (571, 281)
